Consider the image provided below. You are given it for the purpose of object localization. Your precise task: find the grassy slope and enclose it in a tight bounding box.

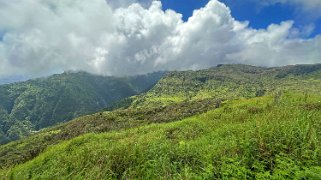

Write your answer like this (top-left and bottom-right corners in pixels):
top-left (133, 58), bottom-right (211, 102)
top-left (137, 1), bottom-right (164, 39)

top-left (3, 92), bottom-right (321, 179)
top-left (0, 98), bottom-right (221, 169)
top-left (130, 64), bottom-right (321, 107)
top-left (4, 64), bottom-right (319, 169)
top-left (2, 64), bottom-right (321, 178)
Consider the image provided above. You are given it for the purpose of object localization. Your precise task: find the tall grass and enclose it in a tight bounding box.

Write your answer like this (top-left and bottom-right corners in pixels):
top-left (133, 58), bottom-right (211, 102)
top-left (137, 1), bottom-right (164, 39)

top-left (4, 92), bottom-right (321, 179)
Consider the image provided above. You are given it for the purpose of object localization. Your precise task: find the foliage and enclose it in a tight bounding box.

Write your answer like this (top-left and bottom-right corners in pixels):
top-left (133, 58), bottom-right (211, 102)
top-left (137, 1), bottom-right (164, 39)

top-left (131, 64), bottom-right (321, 107)
top-left (0, 71), bottom-right (165, 144)
top-left (2, 64), bottom-right (321, 178)
top-left (0, 98), bottom-right (222, 169)
top-left (3, 92), bottom-right (321, 179)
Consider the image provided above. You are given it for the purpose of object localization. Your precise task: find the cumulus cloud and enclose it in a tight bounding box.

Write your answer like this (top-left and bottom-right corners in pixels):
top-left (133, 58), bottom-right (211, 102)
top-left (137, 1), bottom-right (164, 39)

top-left (0, 0), bottom-right (320, 79)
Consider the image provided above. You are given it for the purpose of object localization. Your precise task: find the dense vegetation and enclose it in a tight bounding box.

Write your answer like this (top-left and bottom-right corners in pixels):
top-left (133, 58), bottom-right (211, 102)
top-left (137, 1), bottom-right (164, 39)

top-left (0, 71), bottom-right (165, 144)
top-left (3, 92), bottom-right (321, 179)
top-left (0, 98), bottom-right (222, 169)
top-left (1, 64), bottom-right (321, 179)
top-left (130, 64), bottom-right (321, 107)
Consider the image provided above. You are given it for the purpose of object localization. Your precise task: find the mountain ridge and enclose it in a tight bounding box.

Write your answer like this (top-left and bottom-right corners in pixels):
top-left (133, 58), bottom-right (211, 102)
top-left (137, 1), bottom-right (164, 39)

top-left (0, 71), bottom-right (165, 144)
top-left (1, 64), bottom-right (321, 169)
top-left (2, 64), bottom-right (321, 178)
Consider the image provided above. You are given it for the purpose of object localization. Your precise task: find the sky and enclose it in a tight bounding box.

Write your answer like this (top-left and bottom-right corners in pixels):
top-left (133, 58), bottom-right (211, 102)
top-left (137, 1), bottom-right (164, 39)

top-left (0, 0), bottom-right (321, 82)
top-left (162, 0), bottom-right (321, 37)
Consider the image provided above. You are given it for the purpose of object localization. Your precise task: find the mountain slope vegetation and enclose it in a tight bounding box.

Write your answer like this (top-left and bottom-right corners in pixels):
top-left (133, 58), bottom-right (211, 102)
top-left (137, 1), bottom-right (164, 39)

top-left (0, 98), bottom-right (221, 169)
top-left (4, 92), bottom-right (321, 179)
top-left (0, 71), bottom-right (165, 144)
top-left (1, 64), bottom-right (321, 179)
top-left (130, 64), bottom-right (321, 107)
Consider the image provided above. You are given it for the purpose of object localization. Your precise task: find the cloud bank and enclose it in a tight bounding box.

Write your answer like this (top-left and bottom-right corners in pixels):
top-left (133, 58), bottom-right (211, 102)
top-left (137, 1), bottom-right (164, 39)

top-left (0, 0), bottom-right (320, 78)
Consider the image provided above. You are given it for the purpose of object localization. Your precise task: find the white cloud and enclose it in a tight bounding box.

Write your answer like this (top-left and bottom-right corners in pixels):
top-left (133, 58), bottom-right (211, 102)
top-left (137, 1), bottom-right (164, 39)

top-left (0, 0), bottom-right (320, 79)
top-left (264, 0), bottom-right (321, 11)
top-left (106, 0), bottom-right (153, 8)
top-left (228, 21), bottom-right (321, 66)
top-left (255, 0), bottom-right (321, 19)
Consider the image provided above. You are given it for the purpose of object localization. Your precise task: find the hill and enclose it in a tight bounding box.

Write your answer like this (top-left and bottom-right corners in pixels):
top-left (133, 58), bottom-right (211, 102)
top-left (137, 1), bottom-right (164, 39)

top-left (1, 64), bottom-right (321, 178)
top-left (4, 92), bottom-right (321, 179)
top-left (0, 71), bottom-right (165, 144)
top-left (129, 64), bottom-right (321, 107)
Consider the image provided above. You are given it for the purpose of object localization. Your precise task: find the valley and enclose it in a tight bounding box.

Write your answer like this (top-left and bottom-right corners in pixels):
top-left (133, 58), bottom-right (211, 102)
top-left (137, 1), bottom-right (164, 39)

top-left (1, 64), bottom-right (321, 178)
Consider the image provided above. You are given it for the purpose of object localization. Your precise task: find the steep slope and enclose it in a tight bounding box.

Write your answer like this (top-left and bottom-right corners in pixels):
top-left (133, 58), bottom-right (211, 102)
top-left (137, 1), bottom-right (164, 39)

top-left (0, 71), bottom-right (165, 144)
top-left (2, 64), bottom-right (321, 178)
top-left (4, 92), bottom-right (321, 179)
top-left (129, 64), bottom-right (321, 107)
top-left (0, 98), bottom-right (222, 169)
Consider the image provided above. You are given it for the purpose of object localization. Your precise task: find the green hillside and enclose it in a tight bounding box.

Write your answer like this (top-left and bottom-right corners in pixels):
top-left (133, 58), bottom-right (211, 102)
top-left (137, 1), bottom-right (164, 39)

top-left (1, 64), bottom-right (321, 179)
top-left (0, 71), bottom-right (165, 144)
top-left (3, 92), bottom-right (321, 179)
top-left (130, 64), bottom-right (321, 107)
top-left (0, 98), bottom-right (221, 169)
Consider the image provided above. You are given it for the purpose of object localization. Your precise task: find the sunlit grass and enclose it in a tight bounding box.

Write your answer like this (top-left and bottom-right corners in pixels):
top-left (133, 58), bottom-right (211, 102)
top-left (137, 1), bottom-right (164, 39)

top-left (5, 92), bottom-right (321, 179)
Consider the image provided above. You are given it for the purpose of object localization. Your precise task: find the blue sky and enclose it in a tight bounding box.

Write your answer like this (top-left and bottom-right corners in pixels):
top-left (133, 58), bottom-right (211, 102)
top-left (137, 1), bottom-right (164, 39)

top-left (161, 0), bottom-right (321, 38)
